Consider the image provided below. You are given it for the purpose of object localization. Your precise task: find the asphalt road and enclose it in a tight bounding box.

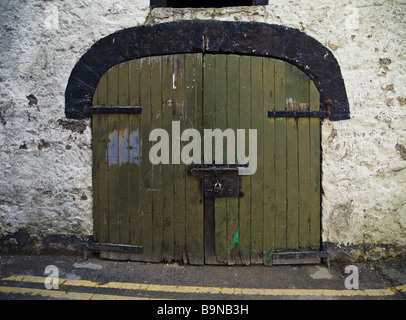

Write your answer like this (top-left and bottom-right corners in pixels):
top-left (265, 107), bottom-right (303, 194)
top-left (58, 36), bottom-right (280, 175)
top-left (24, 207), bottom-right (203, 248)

top-left (0, 254), bottom-right (405, 305)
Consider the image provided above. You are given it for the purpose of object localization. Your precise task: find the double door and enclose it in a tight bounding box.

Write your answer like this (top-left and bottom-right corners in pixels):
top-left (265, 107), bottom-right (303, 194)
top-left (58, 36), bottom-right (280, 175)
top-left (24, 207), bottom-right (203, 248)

top-left (91, 53), bottom-right (321, 265)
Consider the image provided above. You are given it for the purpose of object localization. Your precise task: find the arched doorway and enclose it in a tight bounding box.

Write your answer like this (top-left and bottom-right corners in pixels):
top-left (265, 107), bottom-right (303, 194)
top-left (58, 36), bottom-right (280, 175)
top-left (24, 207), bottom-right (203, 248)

top-left (65, 21), bottom-right (350, 264)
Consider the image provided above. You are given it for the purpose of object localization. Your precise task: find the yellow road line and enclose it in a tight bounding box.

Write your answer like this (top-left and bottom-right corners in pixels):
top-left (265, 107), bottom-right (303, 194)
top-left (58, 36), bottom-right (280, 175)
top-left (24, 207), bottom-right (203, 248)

top-left (3, 275), bottom-right (406, 298)
top-left (0, 285), bottom-right (158, 300)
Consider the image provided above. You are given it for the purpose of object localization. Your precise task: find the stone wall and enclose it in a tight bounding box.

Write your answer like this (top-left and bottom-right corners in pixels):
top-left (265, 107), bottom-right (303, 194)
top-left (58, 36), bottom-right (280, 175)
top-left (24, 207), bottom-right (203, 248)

top-left (0, 0), bottom-right (405, 259)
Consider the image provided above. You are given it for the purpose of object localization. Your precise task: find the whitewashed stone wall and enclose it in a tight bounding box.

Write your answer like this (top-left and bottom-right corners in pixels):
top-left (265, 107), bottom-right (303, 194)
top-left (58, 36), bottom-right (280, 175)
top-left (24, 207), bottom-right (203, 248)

top-left (0, 0), bottom-right (405, 258)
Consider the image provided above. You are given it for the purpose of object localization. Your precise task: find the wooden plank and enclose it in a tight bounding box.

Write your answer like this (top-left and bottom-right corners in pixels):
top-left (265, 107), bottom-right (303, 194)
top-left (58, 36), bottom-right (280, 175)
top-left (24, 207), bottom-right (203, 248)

top-left (285, 63), bottom-right (299, 250)
top-left (139, 57), bottom-right (153, 261)
top-left (238, 55), bottom-right (251, 265)
top-left (161, 54), bottom-right (175, 261)
top-left (173, 54), bottom-right (186, 262)
top-left (250, 57), bottom-right (264, 264)
top-left (150, 56), bottom-right (164, 261)
top-left (298, 117), bottom-right (311, 249)
top-left (129, 59), bottom-right (142, 247)
top-left (262, 57), bottom-right (275, 265)
top-left (309, 82), bottom-right (321, 249)
top-left (213, 54), bottom-right (228, 264)
top-left (226, 55), bottom-right (240, 265)
top-left (184, 53), bottom-right (204, 265)
top-left (274, 60), bottom-right (287, 251)
top-left (203, 54), bottom-right (216, 264)
top-left (118, 62), bottom-right (131, 245)
top-left (297, 66), bottom-right (312, 250)
top-left (107, 65), bottom-right (120, 244)
top-left (92, 73), bottom-right (105, 243)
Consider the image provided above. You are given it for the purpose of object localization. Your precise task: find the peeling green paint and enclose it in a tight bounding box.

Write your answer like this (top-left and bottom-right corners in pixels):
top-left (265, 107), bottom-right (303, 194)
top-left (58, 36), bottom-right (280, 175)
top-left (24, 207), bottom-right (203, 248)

top-left (264, 247), bottom-right (274, 264)
top-left (233, 231), bottom-right (239, 246)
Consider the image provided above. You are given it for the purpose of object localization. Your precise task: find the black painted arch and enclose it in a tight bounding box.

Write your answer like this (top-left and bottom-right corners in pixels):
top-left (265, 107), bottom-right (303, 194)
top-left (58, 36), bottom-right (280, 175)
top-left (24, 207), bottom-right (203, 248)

top-left (65, 20), bottom-right (350, 121)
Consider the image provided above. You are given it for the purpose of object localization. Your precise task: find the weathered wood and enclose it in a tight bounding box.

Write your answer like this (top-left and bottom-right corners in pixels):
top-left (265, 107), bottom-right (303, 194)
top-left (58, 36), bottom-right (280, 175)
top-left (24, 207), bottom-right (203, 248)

top-left (310, 82), bottom-right (321, 249)
top-left (226, 55), bottom-right (240, 265)
top-left (262, 57), bottom-right (275, 265)
top-left (173, 54), bottom-right (187, 262)
top-left (92, 72), bottom-right (109, 243)
top-left (238, 55), bottom-right (251, 265)
top-left (203, 54), bottom-right (217, 265)
top-left (139, 57), bottom-right (153, 261)
top-left (184, 53), bottom-right (204, 265)
top-left (161, 55), bottom-right (175, 261)
top-left (250, 57), bottom-right (264, 264)
top-left (286, 63), bottom-right (299, 250)
top-left (150, 56), bottom-right (164, 261)
top-left (213, 55), bottom-right (228, 264)
top-left (128, 59), bottom-right (141, 247)
top-left (107, 65), bottom-right (120, 244)
top-left (91, 54), bottom-right (322, 265)
top-left (274, 60), bottom-right (287, 251)
top-left (118, 63), bottom-right (131, 245)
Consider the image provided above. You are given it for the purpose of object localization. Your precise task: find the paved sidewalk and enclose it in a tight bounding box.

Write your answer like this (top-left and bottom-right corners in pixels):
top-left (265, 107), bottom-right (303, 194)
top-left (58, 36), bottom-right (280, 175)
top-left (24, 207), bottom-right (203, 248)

top-left (0, 254), bottom-right (405, 301)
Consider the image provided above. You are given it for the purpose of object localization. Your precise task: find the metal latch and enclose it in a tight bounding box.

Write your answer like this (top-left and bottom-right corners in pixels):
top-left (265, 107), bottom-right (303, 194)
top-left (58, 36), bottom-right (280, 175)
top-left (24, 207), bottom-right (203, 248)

top-left (193, 165), bottom-right (240, 198)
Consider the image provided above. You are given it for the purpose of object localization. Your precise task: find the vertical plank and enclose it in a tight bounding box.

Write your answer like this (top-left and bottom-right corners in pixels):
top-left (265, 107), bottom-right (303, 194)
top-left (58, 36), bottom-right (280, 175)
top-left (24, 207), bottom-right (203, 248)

top-left (184, 53), bottom-right (204, 265)
top-left (92, 88), bottom-right (100, 242)
top-left (129, 59), bottom-right (141, 247)
top-left (309, 82), bottom-right (321, 249)
top-left (226, 55), bottom-right (240, 265)
top-left (298, 69), bottom-right (311, 249)
top-left (139, 57), bottom-right (153, 260)
top-left (107, 65), bottom-right (120, 244)
top-left (173, 54), bottom-right (186, 262)
top-left (262, 57), bottom-right (275, 265)
top-left (161, 55), bottom-right (175, 261)
top-left (286, 63), bottom-right (299, 250)
top-left (150, 56), bottom-right (164, 261)
top-left (118, 62), bottom-right (131, 245)
top-left (274, 60), bottom-right (287, 251)
top-left (250, 57), bottom-right (264, 264)
top-left (203, 54), bottom-right (216, 264)
top-left (92, 73), bottom-right (109, 243)
top-left (238, 55), bottom-right (251, 265)
top-left (213, 55), bottom-right (228, 264)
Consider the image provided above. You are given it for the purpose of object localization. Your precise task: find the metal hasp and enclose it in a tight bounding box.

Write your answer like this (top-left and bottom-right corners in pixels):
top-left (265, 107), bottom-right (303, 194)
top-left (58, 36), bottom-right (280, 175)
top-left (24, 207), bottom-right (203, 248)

top-left (193, 165), bottom-right (240, 198)
top-left (85, 106), bottom-right (143, 114)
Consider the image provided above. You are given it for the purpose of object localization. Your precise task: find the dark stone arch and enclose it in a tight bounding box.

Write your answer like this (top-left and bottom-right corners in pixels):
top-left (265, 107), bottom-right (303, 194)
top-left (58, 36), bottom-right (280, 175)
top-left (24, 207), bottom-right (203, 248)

top-left (65, 20), bottom-right (350, 121)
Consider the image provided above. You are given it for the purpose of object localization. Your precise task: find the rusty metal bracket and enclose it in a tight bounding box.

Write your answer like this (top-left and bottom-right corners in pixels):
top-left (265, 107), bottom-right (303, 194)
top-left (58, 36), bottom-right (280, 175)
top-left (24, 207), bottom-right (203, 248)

top-left (268, 110), bottom-right (329, 118)
top-left (83, 242), bottom-right (143, 259)
top-left (85, 106), bottom-right (143, 114)
top-left (272, 251), bottom-right (327, 265)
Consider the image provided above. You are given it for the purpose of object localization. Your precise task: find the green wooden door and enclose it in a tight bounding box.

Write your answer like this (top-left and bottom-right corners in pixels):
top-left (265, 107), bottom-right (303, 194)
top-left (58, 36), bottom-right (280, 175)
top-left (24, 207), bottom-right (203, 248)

top-left (203, 55), bottom-right (321, 265)
top-left (92, 54), bottom-right (321, 265)
top-left (92, 54), bottom-right (204, 264)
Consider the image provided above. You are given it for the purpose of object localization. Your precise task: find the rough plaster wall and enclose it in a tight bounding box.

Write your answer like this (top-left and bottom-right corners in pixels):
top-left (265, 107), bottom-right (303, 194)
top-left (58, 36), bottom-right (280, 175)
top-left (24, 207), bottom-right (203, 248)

top-left (0, 0), bottom-right (151, 240)
top-left (0, 0), bottom-right (405, 252)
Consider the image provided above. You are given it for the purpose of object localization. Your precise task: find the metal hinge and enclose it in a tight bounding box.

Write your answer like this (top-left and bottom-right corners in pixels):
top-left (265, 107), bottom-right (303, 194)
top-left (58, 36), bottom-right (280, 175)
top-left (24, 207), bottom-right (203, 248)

top-left (83, 242), bottom-right (143, 259)
top-left (272, 251), bottom-right (327, 265)
top-left (267, 110), bottom-right (329, 118)
top-left (85, 106), bottom-right (143, 114)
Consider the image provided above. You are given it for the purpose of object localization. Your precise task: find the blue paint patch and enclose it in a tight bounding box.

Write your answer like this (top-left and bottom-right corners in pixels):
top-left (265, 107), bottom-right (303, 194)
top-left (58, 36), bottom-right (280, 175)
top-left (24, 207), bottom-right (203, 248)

top-left (106, 128), bottom-right (140, 166)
